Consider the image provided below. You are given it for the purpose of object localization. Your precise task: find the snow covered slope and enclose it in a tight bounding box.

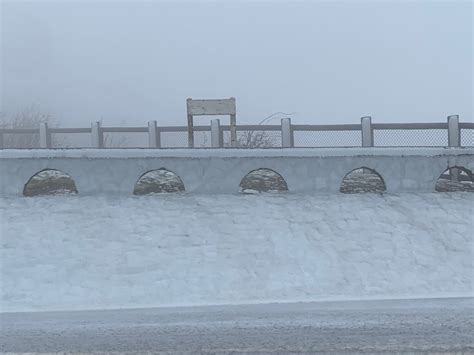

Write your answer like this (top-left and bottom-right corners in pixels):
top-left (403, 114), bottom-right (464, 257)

top-left (1, 193), bottom-right (472, 312)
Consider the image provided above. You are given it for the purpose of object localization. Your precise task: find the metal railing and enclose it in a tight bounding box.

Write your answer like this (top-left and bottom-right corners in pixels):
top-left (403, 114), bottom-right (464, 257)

top-left (0, 115), bottom-right (472, 149)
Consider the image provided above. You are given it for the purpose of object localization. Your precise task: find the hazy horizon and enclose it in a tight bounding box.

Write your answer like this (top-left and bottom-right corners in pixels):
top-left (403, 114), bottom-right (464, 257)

top-left (1, 0), bottom-right (472, 127)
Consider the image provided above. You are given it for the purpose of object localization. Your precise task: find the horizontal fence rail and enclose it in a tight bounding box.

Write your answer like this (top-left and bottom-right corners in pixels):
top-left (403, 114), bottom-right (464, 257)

top-left (0, 116), bottom-right (472, 149)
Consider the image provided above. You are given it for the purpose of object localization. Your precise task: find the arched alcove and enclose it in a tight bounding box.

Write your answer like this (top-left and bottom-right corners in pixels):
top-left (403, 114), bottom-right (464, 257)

top-left (23, 169), bottom-right (78, 196)
top-left (340, 167), bottom-right (386, 194)
top-left (239, 168), bottom-right (288, 194)
top-left (134, 168), bottom-right (185, 195)
top-left (435, 166), bottom-right (473, 192)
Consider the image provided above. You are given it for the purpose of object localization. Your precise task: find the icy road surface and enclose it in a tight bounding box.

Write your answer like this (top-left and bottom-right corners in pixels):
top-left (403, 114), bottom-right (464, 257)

top-left (1, 298), bottom-right (473, 353)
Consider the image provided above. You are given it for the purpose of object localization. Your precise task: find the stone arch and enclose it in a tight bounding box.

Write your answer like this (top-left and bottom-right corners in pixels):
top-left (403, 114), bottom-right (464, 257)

top-left (340, 167), bottom-right (386, 194)
top-left (435, 166), bottom-right (473, 192)
top-left (23, 169), bottom-right (78, 196)
top-left (134, 168), bottom-right (185, 195)
top-left (239, 168), bottom-right (289, 193)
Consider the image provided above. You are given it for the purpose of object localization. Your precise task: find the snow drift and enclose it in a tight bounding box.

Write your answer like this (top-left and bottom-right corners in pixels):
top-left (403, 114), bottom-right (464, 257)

top-left (1, 193), bottom-right (472, 312)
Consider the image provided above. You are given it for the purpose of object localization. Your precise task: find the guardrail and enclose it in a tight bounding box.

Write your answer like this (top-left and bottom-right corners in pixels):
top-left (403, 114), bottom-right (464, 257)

top-left (0, 115), bottom-right (472, 148)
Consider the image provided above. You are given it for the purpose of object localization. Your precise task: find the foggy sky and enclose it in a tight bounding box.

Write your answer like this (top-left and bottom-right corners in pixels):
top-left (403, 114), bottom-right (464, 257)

top-left (1, 0), bottom-right (472, 127)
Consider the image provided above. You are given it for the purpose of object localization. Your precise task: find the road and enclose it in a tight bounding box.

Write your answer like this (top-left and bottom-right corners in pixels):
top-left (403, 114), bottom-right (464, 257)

top-left (1, 298), bottom-right (473, 354)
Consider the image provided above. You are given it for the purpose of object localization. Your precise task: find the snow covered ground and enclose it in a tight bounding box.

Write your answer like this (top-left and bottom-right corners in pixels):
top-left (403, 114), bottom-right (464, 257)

top-left (1, 192), bottom-right (472, 312)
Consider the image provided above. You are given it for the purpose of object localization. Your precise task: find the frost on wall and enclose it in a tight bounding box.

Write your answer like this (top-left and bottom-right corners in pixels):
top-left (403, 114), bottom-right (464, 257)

top-left (23, 169), bottom-right (78, 197)
top-left (435, 167), bottom-right (473, 192)
top-left (340, 167), bottom-right (386, 194)
top-left (239, 168), bottom-right (288, 194)
top-left (134, 169), bottom-right (185, 195)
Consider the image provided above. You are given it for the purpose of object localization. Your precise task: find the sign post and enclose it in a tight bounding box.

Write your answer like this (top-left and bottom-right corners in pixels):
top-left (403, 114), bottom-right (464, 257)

top-left (186, 97), bottom-right (237, 148)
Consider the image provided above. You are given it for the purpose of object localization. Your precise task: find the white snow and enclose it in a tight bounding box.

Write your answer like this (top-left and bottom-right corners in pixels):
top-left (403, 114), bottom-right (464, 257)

top-left (1, 147), bottom-right (472, 159)
top-left (1, 192), bottom-right (472, 312)
top-left (32, 169), bottom-right (69, 178)
top-left (134, 169), bottom-right (185, 194)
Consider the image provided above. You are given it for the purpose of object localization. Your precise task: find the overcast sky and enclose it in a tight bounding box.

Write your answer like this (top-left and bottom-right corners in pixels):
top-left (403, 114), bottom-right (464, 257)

top-left (1, 0), bottom-right (472, 127)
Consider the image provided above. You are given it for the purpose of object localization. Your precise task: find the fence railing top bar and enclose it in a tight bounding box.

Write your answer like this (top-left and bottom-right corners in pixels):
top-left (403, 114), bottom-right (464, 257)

top-left (1, 121), bottom-right (471, 134)
top-left (234, 124), bottom-right (282, 131)
top-left (372, 122), bottom-right (448, 130)
top-left (292, 124), bottom-right (361, 131)
top-left (157, 126), bottom-right (187, 132)
top-left (218, 125), bottom-right (281, 131)
top-left (156, 125), bottom-right (210, 132)
top-left (1, 119), bottom-right (472, 149)
top-left (192, 126), bottom-right (212, 132)
top-left (49, 128), bottom-right (92, 133)
top-left (0, 128), bottom-right (39, 134)
top-left (101, 127), bottom-right (148, 133)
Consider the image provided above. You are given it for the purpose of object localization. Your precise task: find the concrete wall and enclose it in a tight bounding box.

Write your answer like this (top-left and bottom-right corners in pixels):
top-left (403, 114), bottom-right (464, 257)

top-left (1, 148), bottom-right (473, 196)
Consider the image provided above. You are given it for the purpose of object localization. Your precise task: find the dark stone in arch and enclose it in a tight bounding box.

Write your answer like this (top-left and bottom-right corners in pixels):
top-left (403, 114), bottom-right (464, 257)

top-left (239, 168), bottom-right (289, 193)
top-left (340, 167), bottom-right (386, 194)
top-left (23, 169), bottom-right (78, 197)
top-left (435, 166), bottom-right (473, 192)
top-left (134, 168), bottom-right (185, 195)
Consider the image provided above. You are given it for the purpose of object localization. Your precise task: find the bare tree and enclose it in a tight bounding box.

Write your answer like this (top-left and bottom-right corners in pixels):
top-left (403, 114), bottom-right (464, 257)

top-left (99, 118), bottom-right (130, 148)
top-left (225, 112), bottom-right (296, 148)
top-left (235, 130), bottom-right (277, 148)
top-left (0, 106), bottom-right (64, 148)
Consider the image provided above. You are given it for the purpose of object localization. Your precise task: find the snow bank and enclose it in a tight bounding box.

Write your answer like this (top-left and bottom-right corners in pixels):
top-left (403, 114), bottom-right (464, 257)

top-left (1, 193), bottom-right (472, 312)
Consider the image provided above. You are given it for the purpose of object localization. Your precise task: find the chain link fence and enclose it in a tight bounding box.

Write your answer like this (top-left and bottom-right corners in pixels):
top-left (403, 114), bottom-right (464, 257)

top-left (373, 129), bottom-right (448, 147)
top-left (51, 132), bottom-right (93, 148)
top-left (102, 132), bottom-right (149, 148)
top-left (2, 132), bottom-right (40, 148)
top-left (160, 131), bottom-right (189, 148)
top-left (1, 120), bottom-right (472, 148)
top-left (44, 128), bottom-right (474, 148)
top-left (160, 130), bottom-right (213, 148)
top-left (461, 129), bottom-right (473, 147)
top-left (294, 130), bottom-right (361, 147)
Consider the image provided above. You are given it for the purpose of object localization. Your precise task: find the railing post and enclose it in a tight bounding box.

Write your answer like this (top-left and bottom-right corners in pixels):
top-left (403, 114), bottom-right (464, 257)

top-left (211, 119), bottom-right (223, 148)
top-left (39, 122), bottom-right (51, 148)
top-left (281, 118), bottom-right (293, 148)
top-left (447, 115), bottom-right (460, 181)
top-left (230, 114), bottom-right (237, 148)
top-left (187, 113), bottom-right (194, 148)
top-left (447, 115), bottom-right (460, 147)
top-left (361, 116), bottom-right (373, 147)
top-left (91, 121), bottom-right (103, 148)
top-left (148, 120), bottom-right (160, 148)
